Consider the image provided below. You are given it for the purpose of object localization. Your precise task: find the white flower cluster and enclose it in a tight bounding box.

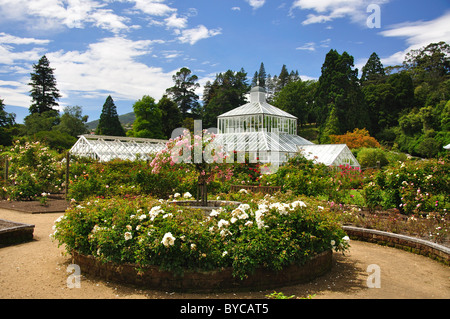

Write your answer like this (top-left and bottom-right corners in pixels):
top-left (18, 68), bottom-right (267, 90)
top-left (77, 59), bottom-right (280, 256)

top-left (208, 200), bottom-right (309, 231)
top-left (161, 232), bottom-right (176, 247)
top-left (149, 205), bottom-right (164, 221)
top-left (183, 192), bottom-right (192, 199)
top-left (331, 236), bottom-right (350, 250)
top-left (50, 215), bottom-right (66, 240)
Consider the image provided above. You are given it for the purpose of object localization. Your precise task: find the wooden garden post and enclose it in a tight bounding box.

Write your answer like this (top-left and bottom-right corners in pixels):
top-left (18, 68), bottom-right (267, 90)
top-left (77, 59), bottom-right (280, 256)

top-left (65, 152), bottom-right (70, 200)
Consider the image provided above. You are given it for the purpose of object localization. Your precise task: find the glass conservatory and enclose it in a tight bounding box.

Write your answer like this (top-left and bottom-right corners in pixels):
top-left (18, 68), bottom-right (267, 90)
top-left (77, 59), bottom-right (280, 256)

top-left (69, 134), bottom-right (167, 162)
top-left (215, 86), bottom-right (360, 168)
top-left (215, 86), bottom-right (313, 163)
top-left (298, 144), bottom-right (360, 168)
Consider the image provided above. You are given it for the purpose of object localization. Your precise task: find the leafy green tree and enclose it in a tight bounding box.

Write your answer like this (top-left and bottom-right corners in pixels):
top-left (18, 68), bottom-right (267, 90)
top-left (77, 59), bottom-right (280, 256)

top-left (202, 69), bottom-right (249, 128)
top-left (28, 55), bottom-right (61, 114)
top-left (251, 62), bottom-right (267, 88)
top-left (23, 110), bottom-right (60, 135)
top-left (166, 67), bottom-right (200, 119)
top-left (440, 100), bottom-right (450, 131)
top-left (0, 98), bottom-right (15, 127)
top-left (403, 41), bottom-right (450, 88)
top-left (266, 74), bottom-right (277, 101)
top-left (158, 95), bottom-right (182, 139)
top-left (363, 72), bottom-right (415, 137)
top-left (0, 97), bottom-right (16, 146)
top-left (315, 49), bottom-right (369, 141)
top-left (258, 62), bottom-right (267, 88)
top-left (289, 70), bottom-right (300, 82)
top-left (277, 64), bottom-right (290, 91)
top-left (55, 106), bottom-right (89, 138)
top-left (361, 52), bottom-right (386, 84)
top-left (272, 80), bottom-right (316, 127)
top-left (33, 130), bottom-right (77, 152)
top-left (96, 96), bottom-right (125, 136)
top-left (128, 95), bottom-right (165, 139)
top-left (251, 71), bottom-right (258, 87)
top-left (320, 104), bottom-right (340, 143)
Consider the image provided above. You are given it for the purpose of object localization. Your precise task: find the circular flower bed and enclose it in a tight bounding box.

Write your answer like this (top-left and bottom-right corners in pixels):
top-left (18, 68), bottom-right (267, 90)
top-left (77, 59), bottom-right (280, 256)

top-left (52, 194), bottom-right (349, 285)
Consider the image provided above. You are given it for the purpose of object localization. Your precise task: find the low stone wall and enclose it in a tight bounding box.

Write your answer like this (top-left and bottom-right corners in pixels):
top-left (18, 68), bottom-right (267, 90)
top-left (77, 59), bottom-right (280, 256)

top-left (343, 225), bottom-right (450, 265)
top-left (0, 219), bottom-right (35, 247)
top-left (72, 250), bottom-right (332, 292)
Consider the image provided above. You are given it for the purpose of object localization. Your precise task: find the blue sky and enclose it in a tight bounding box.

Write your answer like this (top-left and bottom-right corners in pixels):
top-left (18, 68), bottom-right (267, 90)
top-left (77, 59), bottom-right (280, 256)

top-left (0, 0), bottom-right (449, 124)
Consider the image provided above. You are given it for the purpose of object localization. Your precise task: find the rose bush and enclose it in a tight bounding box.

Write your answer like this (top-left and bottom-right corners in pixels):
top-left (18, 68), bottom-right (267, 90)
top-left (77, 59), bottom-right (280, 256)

top-left (68, 157), bottom-right (201, 201)
top-left (363, 158), bottom-right (449, 214)
top-left (2, 140), bottom-right (64, 200)
top-left (52, 194), bottom-right (349, 279)
top-left (150, 129), bottom-right (232, 205)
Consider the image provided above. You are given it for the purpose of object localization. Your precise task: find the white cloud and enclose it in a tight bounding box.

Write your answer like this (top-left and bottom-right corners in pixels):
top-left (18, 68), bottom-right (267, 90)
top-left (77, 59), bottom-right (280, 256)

top-left (246, 0), bottom-right (266, 10)
top-left (0, 79), bottom-right (31, 108)
top-left (302, 14), bottom-right (333, 25)
top-left (231, 7), bottom-right (241, 11)
top-left (296, 42), bottom-right (316, 51)
top-left (89, 8), bottom-right (134, 33)
top-left (0, 0), bottom-right (134, 33)
top-left (0, 33), bottom-right (49, 65)
top-left (0, 36), bottom-right (177, 108)
top-left (0, 32), bottom-right (51, 45)
top-left (164, 13), bottom-right (188, 29)
top-left (299, 74), bottom-right (317, 81)
top-left (46, 37), bottom-right (176, 102)
top-left (161, 50), bottom-right (182, 60)
top-left (296, 38), bottom-right (331, 52)
top-left (178, 25), bottom-right (222, 45)
top-left (131, 0), bottom-right (176, 16)
top-left (291, 0), bottom-right (389, 26)
top-left (379, 11), bottom-right (450, 66)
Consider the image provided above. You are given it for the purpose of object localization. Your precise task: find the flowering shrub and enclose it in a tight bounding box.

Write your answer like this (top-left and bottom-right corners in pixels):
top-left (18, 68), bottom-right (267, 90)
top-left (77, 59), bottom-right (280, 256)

top-left (150, 130), bottom-right (232, 204)
top-left (68, 157), bottom-right (202, 201)
top-left (264, 154), bottom-right (365, 204)
top-left (330, 128), bottom-right (381, 149)
top-left (363, 158), bottom-right (449, 214)
top-left (52, 195), bottom-right (349, 279)
top-left (3, 141), bottom-right (64, 200)
top-left (356, 147), bottom-right (389, 169)
top-left (265, 154), bottom-right (329, 197)
top-left (68, 158), bottom-right (145, 201)
top-left (150, 130), bottom-right (231, 181)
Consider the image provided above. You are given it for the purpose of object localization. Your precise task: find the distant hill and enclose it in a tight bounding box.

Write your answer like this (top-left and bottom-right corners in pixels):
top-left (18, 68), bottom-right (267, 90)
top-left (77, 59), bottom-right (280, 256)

top-left (86, 112), bottom-right (135, 131)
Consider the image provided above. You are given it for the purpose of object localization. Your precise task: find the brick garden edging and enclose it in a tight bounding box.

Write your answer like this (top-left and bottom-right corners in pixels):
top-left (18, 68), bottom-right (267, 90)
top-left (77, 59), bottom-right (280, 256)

top-left (342, 225), bottom-right (450, 265)
top-left (71, 250), bottom-right (332, 292)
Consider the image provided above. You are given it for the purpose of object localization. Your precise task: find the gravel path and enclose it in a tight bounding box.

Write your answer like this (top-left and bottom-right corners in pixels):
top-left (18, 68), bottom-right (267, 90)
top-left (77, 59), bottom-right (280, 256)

top-left (0, 208), bottom-right (449, 299)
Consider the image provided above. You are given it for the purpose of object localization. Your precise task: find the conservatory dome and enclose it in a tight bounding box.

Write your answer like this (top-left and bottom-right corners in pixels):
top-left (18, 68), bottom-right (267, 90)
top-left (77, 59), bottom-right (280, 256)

top-left (215, 86), bottom-right (360, 168)
top-left (215, 86), bottom-right (313, 163)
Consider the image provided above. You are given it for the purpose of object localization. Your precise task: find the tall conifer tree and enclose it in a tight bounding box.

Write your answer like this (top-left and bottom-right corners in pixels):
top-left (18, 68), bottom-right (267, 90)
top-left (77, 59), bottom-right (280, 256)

top-left (361, 52), bottom-right (386, 84)
top-left (258, 62), bottom-right (267, 88)
top-left (315, 49), bottom-right (369, 142)
top-left (29, 55), bottom-right (61, 114)
top-left (96, 95), bottom-right (125, 136)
